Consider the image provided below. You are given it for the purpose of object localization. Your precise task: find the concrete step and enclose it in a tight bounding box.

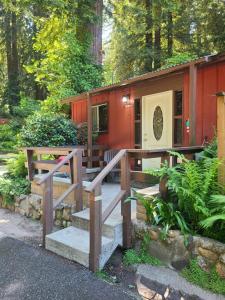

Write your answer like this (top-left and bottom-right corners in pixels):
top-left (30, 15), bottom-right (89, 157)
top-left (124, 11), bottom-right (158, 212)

top-left (45, 226), bottom-right (116, 269)
top-left (72, 209), bottom-right (123, 244)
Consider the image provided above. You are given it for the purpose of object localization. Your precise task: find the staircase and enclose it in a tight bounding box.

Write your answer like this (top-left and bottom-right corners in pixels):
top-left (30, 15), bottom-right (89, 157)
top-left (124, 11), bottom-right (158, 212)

top-left (45, 200), bottom-right (123, 269)
top-left (45, 181), bottom-right (128, 269)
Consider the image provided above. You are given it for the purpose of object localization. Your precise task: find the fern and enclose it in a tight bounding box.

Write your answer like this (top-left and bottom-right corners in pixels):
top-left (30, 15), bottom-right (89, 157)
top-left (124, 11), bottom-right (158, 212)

top-left (146, 150), bottom-right (223, 233)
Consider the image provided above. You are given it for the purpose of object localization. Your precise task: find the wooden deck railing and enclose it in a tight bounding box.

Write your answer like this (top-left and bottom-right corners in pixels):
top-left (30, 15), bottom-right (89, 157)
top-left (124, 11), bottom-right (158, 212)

top-left (35, 148), bottom-right (83, 246)
top-left (85, 146), bottom-right (204, 272)
top-left (24, 145), bottom-right (106, 180)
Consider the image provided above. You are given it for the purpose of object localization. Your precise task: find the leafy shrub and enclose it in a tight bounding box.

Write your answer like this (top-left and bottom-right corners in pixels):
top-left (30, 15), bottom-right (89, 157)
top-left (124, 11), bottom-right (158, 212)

top-left (19, 112), bottom-right (77, 147)
top-left (12, 97), bottom-right (40, 118)
top-left (0, 123), bottom-right (17, 152)
top-left (77, 122), bottom-right (99, 145)
top-left (0, 176), bottom-right (30, 205)
top-left (41, 97), bottom-right (70, 115)
top-left (7, 152), bottom-right (27, 178)
top-left (182, 259), bottom-right (225, 295)
top-left (131, 194), bottom-right (190, 238)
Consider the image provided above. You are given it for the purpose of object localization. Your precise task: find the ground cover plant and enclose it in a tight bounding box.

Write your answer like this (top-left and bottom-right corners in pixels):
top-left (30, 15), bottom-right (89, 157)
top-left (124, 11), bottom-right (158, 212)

top-left (181, 259), bottom-right (225, 295)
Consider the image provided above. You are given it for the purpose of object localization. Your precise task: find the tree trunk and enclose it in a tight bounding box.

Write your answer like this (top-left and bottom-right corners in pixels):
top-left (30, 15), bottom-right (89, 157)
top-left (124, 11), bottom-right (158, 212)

top-left (3, 2), bottom-right (20, 109)
top-left (145, 0), bottom-right (153, 72)
top-left (167, 11), bottom-right (173, 57)
top-left (90, 0), bottom-right (103, 65)
top-left (154, 5), bottom-right (161, 70)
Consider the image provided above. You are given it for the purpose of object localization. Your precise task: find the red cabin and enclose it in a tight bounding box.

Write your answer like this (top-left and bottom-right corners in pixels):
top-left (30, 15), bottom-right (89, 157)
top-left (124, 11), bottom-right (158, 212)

top-left (62, 53), bottom-right (225, 166)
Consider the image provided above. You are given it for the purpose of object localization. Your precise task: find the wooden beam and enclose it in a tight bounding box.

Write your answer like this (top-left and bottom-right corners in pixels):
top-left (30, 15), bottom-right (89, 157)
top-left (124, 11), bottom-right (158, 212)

top-left (26, 149), bottom-right (34, 181)
top-left (189, 64), bottom-right (197, 146)
top-left (42, 176), bottom-right (53, 246)
top-left (73, 150), bottom-right (83, 212)
top-left (89, 185), bottom-right (102, 272)
top-left (121, 152), bottom-right (132, 249)
top-left (87, 93), bottom-right (93, 168)
top-left (217, 94), bottom-right (225, 186)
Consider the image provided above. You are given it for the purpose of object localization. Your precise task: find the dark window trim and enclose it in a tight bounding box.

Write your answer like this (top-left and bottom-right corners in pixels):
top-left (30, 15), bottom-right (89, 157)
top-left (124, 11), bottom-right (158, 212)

top-left (92, 102), bottom-right (109, 134)
top-left (173, 90), bottom-right (183, 147)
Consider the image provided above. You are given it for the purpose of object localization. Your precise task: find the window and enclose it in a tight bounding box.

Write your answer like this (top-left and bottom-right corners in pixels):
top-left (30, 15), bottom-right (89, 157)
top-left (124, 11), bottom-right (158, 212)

top-left (92, 103), bottom-right (108, 133)
top-left (173, 91), bottom-right (183, 146)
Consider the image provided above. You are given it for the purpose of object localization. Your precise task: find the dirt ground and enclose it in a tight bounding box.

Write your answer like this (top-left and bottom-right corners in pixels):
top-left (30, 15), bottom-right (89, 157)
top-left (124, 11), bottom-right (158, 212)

top-left (0, 208), bottom-right (42, 246)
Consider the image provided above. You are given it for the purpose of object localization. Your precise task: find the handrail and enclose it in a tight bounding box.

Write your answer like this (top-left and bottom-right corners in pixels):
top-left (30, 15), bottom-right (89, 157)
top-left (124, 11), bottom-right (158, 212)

top-left (85, 149), bottom-right (127, 193)
top-left (37, 149), bottom-right (78, 185)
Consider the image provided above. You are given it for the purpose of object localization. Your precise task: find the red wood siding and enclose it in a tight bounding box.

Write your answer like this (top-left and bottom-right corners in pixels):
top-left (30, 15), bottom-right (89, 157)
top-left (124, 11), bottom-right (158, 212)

top-left (195, 61), bottom-right (225, 145)
top-left (72, 87), bottom-right (134, 149)
top-left (72, 60), bottom-right (225, 149)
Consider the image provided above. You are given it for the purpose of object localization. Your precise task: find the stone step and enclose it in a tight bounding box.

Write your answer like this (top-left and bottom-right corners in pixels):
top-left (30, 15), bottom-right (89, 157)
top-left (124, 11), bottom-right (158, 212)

top-left (45, 226), bottom-right (116, 269)
top-left (72, 209), bottom-right (123, 244)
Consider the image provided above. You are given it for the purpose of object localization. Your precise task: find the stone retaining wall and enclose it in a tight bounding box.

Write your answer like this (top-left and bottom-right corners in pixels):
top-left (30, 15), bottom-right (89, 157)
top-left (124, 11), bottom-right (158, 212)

top-left (134, 220), bottom-right (225, 278)
top-left (0, 194), bottom-right (74, 228)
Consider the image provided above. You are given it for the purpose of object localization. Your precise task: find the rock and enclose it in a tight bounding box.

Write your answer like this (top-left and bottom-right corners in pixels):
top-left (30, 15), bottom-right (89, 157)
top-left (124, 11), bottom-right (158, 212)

top-left (31, 209), bottom-right (41, 220)
top-left (18, 196), bottom-right (29, 216)
top-left (196, 256), bottom-right (210, 272)
top-left (62, 205), bottom-right (72, 221)
top-left (62, 220), bottom-right (67, 228)
top-left (15, 194), bottom-right (27, 204)
top-left (216, 262), bottom-right (225, 278)
top-left (198, 247), bottom-right (218, 261)
top-left (219, 253), bottom-right (225, 264)
top-left (149, 229), bottom-right (159, 241)
top-left (55, 206), bottom-right (63, 221)
top-left (67, 221), bottom-right (72, 227)
top-left (136, 275), bottom-right (158, 299)
top-left (54, 219), bottom-right (62, 227)
top-left (28, 194), bottom-right (42, 211)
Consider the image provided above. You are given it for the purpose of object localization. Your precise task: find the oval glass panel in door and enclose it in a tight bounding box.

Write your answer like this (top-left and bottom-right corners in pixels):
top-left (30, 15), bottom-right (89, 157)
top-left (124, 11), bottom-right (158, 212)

top-left (153, 106), bottom-right (163, 141)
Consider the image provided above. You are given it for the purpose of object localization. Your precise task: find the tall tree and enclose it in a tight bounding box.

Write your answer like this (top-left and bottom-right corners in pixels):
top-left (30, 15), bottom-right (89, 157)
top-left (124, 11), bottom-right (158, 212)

top-left (3, 2), bottom-right (20, 109)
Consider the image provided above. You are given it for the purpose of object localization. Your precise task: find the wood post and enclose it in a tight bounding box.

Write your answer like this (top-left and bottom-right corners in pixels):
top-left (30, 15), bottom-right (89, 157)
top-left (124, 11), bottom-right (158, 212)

top-left (121, 152), bottom-right (131, 249)
top-left (217, 93), bottom-right (225, 186)
top-left (73, 150), bottom-right (83, 212)
top-left (189, 63), bottom-right (197, 146)
top-left (27, 149), bottom-right (34, 181)
top-left (42, 176), bottom-right (53, 246)
top-left (89, 184), bottom-right (102, 272)
top-left (87, 93), bottom-right (93, 168)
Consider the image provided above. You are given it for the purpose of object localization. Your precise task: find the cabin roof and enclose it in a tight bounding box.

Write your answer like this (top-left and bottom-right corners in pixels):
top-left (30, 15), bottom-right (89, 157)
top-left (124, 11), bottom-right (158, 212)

top-left (61, 52), bottom-right (225, 104)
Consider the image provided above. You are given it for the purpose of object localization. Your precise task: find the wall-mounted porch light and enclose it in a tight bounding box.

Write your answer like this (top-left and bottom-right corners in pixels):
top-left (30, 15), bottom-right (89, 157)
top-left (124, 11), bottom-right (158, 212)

top-left (122, 94), bottom-right (131, 106)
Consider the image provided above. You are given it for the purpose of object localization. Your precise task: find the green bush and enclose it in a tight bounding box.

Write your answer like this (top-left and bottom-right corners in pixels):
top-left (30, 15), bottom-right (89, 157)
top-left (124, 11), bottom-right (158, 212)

top-left (41, 97), bottom-right (70, 115)
top-left (7, 152), bottom-right (27, 178)
top-left (19, 112), bottom-right (78, 147)
top-left (77, 122), bottom-right (98, 145)
top-left (0, 176), bottom-right (30, 205)
top-left (0, 123), bottom-right (17, 152)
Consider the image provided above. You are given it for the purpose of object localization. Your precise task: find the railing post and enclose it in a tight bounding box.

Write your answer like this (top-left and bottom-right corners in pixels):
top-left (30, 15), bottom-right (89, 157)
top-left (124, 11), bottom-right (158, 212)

top-left (27, 149), bottom-right (34, 181)
top-left (159, 154), bottom-right (169, 200)
top-left (42, 176), bottom-right (53, 247)
top-left (217, 92), bottom-right (225, 186)
top-left (121, 151), bottom-right (131, 249)
top-left (73, 150), bottom-right (83, 212)
top-left (89, 184), bottom-right (102, 272)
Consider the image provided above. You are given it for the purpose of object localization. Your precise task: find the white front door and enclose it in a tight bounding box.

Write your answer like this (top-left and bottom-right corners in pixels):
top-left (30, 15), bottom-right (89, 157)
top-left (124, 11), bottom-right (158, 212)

top-left (142, 90), bottom-right (173, 170)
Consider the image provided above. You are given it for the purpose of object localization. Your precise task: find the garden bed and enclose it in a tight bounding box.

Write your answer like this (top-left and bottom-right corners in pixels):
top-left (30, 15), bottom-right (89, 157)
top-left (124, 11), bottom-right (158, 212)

top-left (133, 220), bottom-right (225, 279)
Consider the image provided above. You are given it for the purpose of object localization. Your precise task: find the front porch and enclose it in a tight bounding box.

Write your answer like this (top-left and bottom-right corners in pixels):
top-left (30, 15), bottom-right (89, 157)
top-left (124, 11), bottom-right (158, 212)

top-left (23, 145), bottom-right (204, 272)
